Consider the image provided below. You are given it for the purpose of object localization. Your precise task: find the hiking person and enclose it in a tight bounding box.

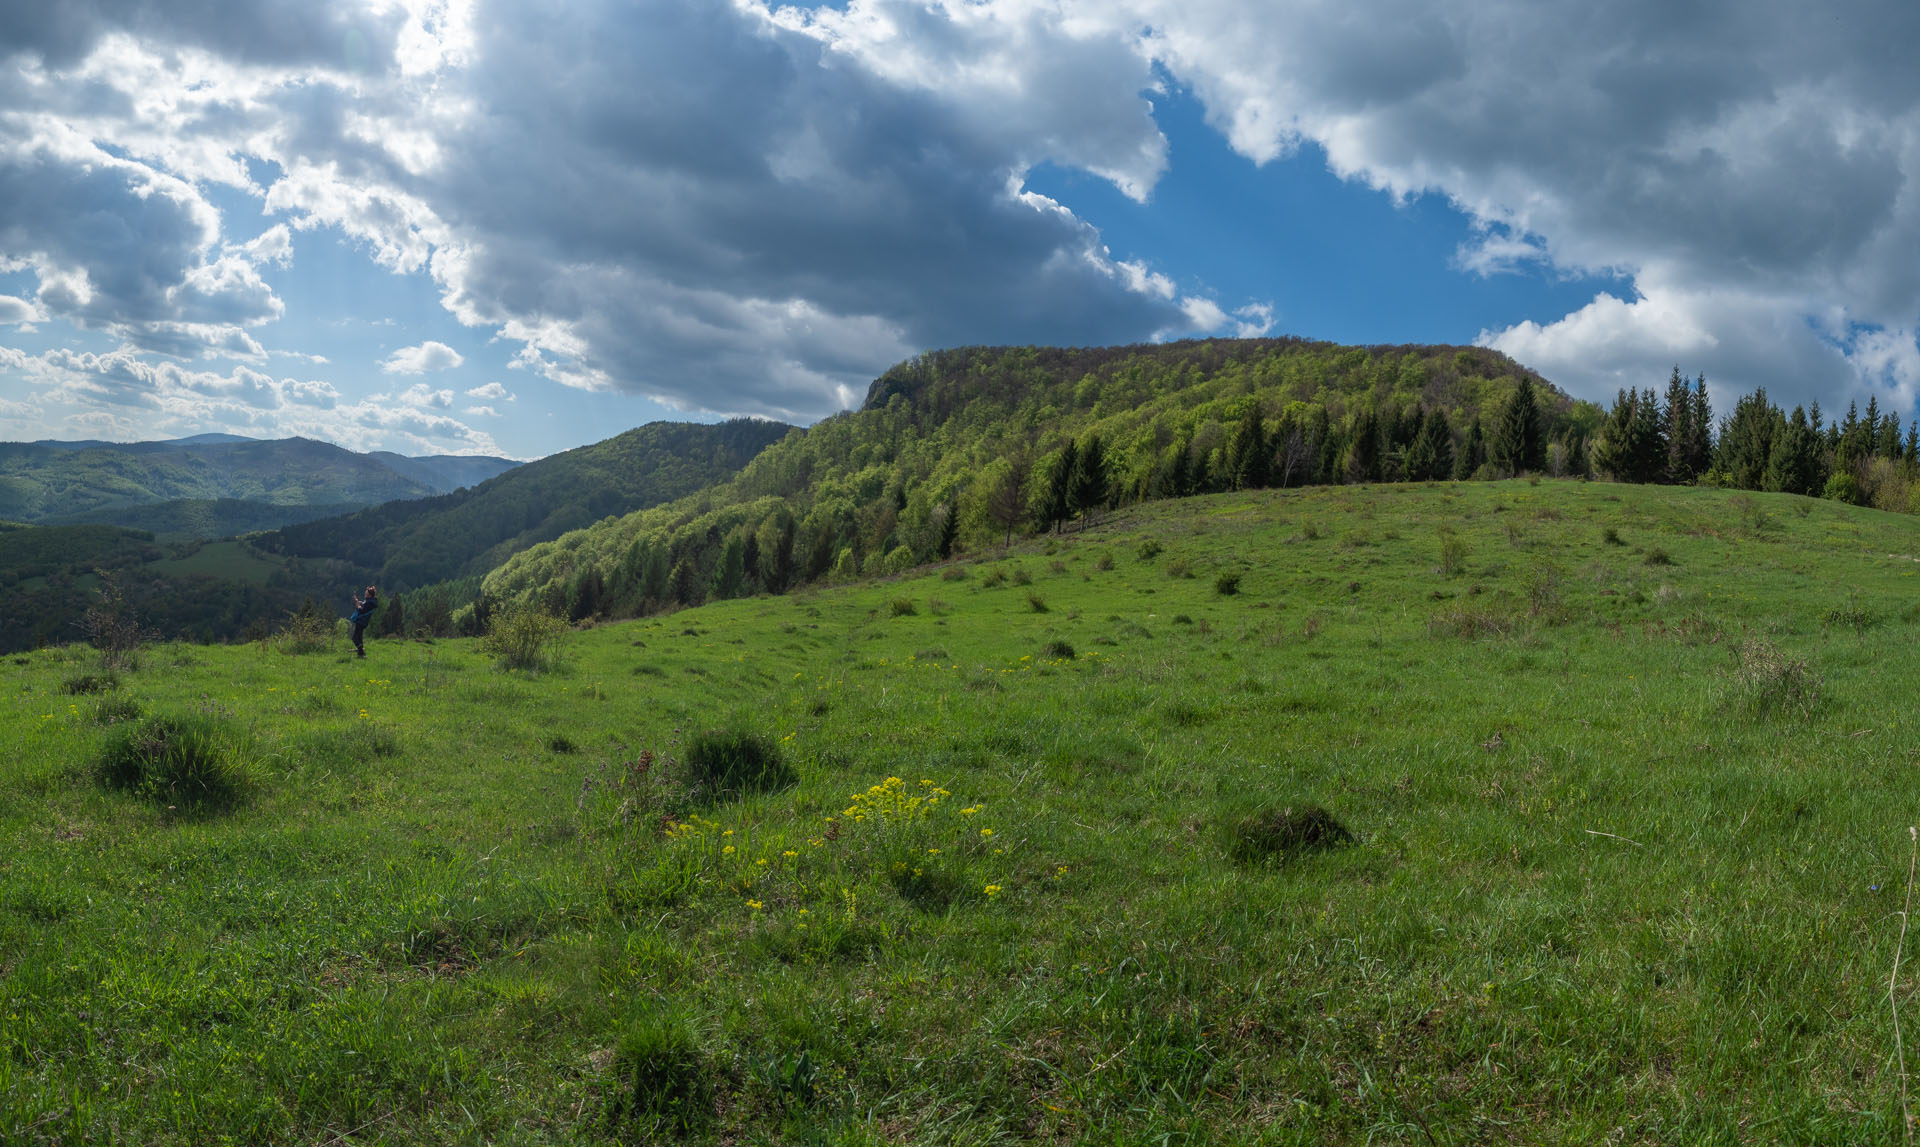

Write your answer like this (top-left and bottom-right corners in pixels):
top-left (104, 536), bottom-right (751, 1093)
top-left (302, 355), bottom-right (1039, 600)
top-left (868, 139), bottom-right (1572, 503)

top-left (350, 585), bottom-right (379, 658)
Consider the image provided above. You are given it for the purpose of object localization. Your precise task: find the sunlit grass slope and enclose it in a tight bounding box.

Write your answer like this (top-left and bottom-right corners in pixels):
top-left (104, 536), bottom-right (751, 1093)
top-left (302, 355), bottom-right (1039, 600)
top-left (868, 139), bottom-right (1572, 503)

top-left (7, 479), bottom-right (1920, 1144)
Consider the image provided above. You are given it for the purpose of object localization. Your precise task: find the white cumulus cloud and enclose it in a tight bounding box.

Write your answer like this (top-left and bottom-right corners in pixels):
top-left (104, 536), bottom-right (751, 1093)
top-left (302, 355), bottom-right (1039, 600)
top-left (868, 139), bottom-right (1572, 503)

top-left (381, 340), bottom-right (465, 375)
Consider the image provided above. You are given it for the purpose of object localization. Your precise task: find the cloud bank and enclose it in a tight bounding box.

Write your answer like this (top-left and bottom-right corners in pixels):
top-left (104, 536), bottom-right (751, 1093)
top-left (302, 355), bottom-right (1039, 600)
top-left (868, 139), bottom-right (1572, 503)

top-left (1, 0), bottom-right (1917, 440)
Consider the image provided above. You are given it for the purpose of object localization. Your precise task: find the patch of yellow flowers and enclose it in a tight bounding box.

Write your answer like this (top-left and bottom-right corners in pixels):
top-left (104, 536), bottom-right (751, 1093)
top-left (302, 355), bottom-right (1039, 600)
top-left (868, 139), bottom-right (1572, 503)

top-left (843, 776), bottom-right (949, 823)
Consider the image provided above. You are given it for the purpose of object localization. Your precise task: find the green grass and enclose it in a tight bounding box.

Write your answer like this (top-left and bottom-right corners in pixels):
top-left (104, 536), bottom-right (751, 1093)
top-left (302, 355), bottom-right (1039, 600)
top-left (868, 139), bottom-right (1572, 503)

top-left (149, 538), bottom-right (284, 585)
top-left (6, 479), bottom-right (1920, 1143)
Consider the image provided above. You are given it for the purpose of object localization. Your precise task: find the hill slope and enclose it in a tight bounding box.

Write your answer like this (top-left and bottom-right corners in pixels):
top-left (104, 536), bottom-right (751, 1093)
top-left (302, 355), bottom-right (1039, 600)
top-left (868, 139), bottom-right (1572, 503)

top-left (7, 481), bottom-right (1920, 1140)
top-left (0, 436), bottom-right (519, 528)
top-left (254, 417), bottom-right (794, 592)
top-left (483, 338), bottom-right (1596, 616)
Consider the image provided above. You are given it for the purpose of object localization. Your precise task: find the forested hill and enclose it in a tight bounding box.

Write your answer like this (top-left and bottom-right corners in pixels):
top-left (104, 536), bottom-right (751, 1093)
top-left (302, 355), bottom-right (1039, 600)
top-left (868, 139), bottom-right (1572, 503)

top-left (0, 436), bottom-right (518, 528)
top-left (481, 338), bottom-right (1596, 619)
top-left (252, 418), bottom-right (794, 593)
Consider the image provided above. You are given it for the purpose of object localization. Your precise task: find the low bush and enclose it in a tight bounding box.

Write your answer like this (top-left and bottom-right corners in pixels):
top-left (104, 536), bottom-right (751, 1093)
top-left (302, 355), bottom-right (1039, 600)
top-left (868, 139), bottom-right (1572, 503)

top-left (483, 602), bottom-right (567, 671)
top-left (940, 566), bottom-right (968, 581)
top-left (1215, 572), bottom-right (1242, 596)
top-left (1728, 639), bottom-right (1820, 720)
top-left (1025, 591), bottom-right (1049, 613)
top-left (685, 729), bottom-right (796, 800)
top-left (1643, 547), bottom-right (1673, 566)
top-left (1136, 538), bottom-right (1163, 561)
top-left (94, 715), bottom-right (249, 810)
top-left (1602, 526), bottom-right (1624, 546)
top-left (889, 597), bottom-right (917, 617)
top-left (602, 1008), bottom-right (713, 1134)
top-left (1040, 639), bottom-right (1075, 660)
top-left (1011, 567), bottom-right (1033, 586)
top-left (979, 568), bottom-right (1007, 588)
top-left (62, 671), bottom-right (119, 695)
top-left (90, 696), bottom-right (144, 726)
top-left (1224, 804), bottom-right (1355, 865)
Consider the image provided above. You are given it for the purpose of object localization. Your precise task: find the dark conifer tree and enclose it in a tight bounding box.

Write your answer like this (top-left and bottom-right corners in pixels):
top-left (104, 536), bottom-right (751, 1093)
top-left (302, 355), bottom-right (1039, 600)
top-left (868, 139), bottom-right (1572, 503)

top-left (1764, 406), bottom-right (1822, 496)
top-left (1346, 409), bottom-right (1382, 483)
top-left (1044, 440), bottom-right (1078, 534)
top-left (376, 592), bottom-right (406, 637)
top-left (986, 459), bottom-right (1028, 546)
top-left (1404, 407), bottom-right (1454, 481)
top-left (935, 501), bottom-right (960, 559)
top-left (1068, 435), bottom-right (1108, 528)
top-left (1490, 378), bottom-right (1546, 475)
top-left (1683, 375), bottom-right (1715, 479)
top-left (1663, 367), bottom-right (1696, 482)
top-left (1718, 389), bottom-right (1779, 490)
top-left (1631, 387), bottom-right (1668, 481)
top-left (1226, 405), bottom-right (1269, 490)
top-left (1453, 417), bottom-right (1485, 480)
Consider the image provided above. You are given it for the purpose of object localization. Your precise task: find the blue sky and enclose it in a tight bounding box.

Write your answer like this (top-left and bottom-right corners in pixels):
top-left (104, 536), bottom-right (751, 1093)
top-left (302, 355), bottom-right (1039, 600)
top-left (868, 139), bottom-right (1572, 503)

top-left (0, 0), bottom-right (1915, 459)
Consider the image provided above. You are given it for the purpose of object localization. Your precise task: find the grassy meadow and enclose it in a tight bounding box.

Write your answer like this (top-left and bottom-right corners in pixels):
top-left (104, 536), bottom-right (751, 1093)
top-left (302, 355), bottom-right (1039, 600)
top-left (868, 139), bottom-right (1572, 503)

top-left (8, 479), bottom-right (1920, 1144)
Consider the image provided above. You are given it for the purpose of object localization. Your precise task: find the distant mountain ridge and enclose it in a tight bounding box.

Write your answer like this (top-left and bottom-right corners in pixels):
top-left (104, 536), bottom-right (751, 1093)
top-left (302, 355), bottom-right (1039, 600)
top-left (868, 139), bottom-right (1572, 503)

top-left (252, 417), bottom-right (794, 592)
top-left (0, 435), bottom-right (521, 531)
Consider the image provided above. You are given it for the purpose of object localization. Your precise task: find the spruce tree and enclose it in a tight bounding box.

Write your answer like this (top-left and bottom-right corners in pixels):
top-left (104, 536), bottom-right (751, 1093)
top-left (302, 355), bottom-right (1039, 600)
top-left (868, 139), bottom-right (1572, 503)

top-left (1764, 407), bottom-right (1821, 496)
top-left (1068, 434), bottom-right (1108, 528)
top-left (1631, 387), bottom-right (1668, 481)
top-left (1684, 375), bottom-right (1714, 479)
top-left (1453, 417), bottom-right (1485, 480)
top-left (1404, 407), bottom-right (1454, 481)
top-left (1718, 389), bottom-right (1778, 490)
top-left (1044, 440), bottom-right (1078, 534)
top-left (1346, 410), bottom-right (1382, 483)
top-left (1663, 367), bottom-right (1695, 482)
top-left (1227, 405), bottom-right (1269, 490)
top-left (1490, 378), bottom-right (1546, 475)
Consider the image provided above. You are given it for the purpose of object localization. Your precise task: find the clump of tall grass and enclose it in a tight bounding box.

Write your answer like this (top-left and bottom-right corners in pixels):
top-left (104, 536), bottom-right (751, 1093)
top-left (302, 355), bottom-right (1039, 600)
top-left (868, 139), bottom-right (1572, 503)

top-left (1224, 804), bottom-right (1354, 865)
top-left (1727, 639), bottom-right (1821, 719)
top-left (685, 729), bottom-right (796, 800)
top-left (94, 714), bottom-right (250, 810)
top-left (602, 1008), bottom-right (713, 1134)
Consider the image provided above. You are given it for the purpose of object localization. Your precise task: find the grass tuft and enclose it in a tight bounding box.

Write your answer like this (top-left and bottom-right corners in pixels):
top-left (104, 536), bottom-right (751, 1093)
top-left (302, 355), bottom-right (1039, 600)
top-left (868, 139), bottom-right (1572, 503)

top-left (602, 1008), bottom-right (713, 1134)
top-left (94, 714), bottom-right (249, 810)
top-left (1225, 804), bottom-right (1355, 865)
top-left (685, 729), bottom-right (796, 800)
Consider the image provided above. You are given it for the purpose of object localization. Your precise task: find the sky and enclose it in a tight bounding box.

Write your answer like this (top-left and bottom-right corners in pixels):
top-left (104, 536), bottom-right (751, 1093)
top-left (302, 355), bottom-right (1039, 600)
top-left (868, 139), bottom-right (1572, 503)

top-left (0, 0), bottom-right (1916, 460)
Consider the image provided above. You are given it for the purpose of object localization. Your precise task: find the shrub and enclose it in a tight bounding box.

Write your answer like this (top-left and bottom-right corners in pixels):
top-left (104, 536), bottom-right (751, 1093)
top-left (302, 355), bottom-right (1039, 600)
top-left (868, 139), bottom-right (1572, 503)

top-left (1729, 639), bottom-right (1820, 720)
top-left (81, 571), bottom-right (152, 671)
top-left (1821, 600), bottom-right (1874, 631)
top-left (483, 602), bottom-right (567, 671)
top-left (1439, 534), bottom-right (1467, 577)
top-left (1225, 805), bottom-right (1354, 865)
top-left (1041, 639), bottom-right (1075, 660)
top-left (1025, 591), bottom-right (1049, 613)
top-left (1429, 604), bottom-right (1523, 639)
top-left (62, 671), bottom-right (119, 695)
top-left (940, 566), bottom-right (968, 582)
top-left (1166, 558), bottom-right (1193, 579)
top-left (272, 598), bottom-right (334, 655)
top-left (1010, 567), bottom-right (1033, 586)
top-left (1137, 539), bottom-right (1163, 561)
top-left (1094, 553), bottom-right (1114, 571)
top-left (1215, 572), bottom-right (1242, 596)
top-left (1601, 526), bottom-right (1624, 546)
top-left (1643, 547), bottom-right (1673, 566)
top-left (95, 715), bottom-right (248, 809)
top-left (685, 729), bottom-right (796, 799)
top-left (603, 1008), bottom-right (712, 1134)
top-left (547, 733), bottom-right (579, 754)
top-left (980, 568), bottom-right (1008, 588)
top-left (1823, 472), bottom-right (1864, 505)
top-left (90, 696), bottom-right (143, 726)
top-left (1298, 520), bottom-right (1321, 540)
